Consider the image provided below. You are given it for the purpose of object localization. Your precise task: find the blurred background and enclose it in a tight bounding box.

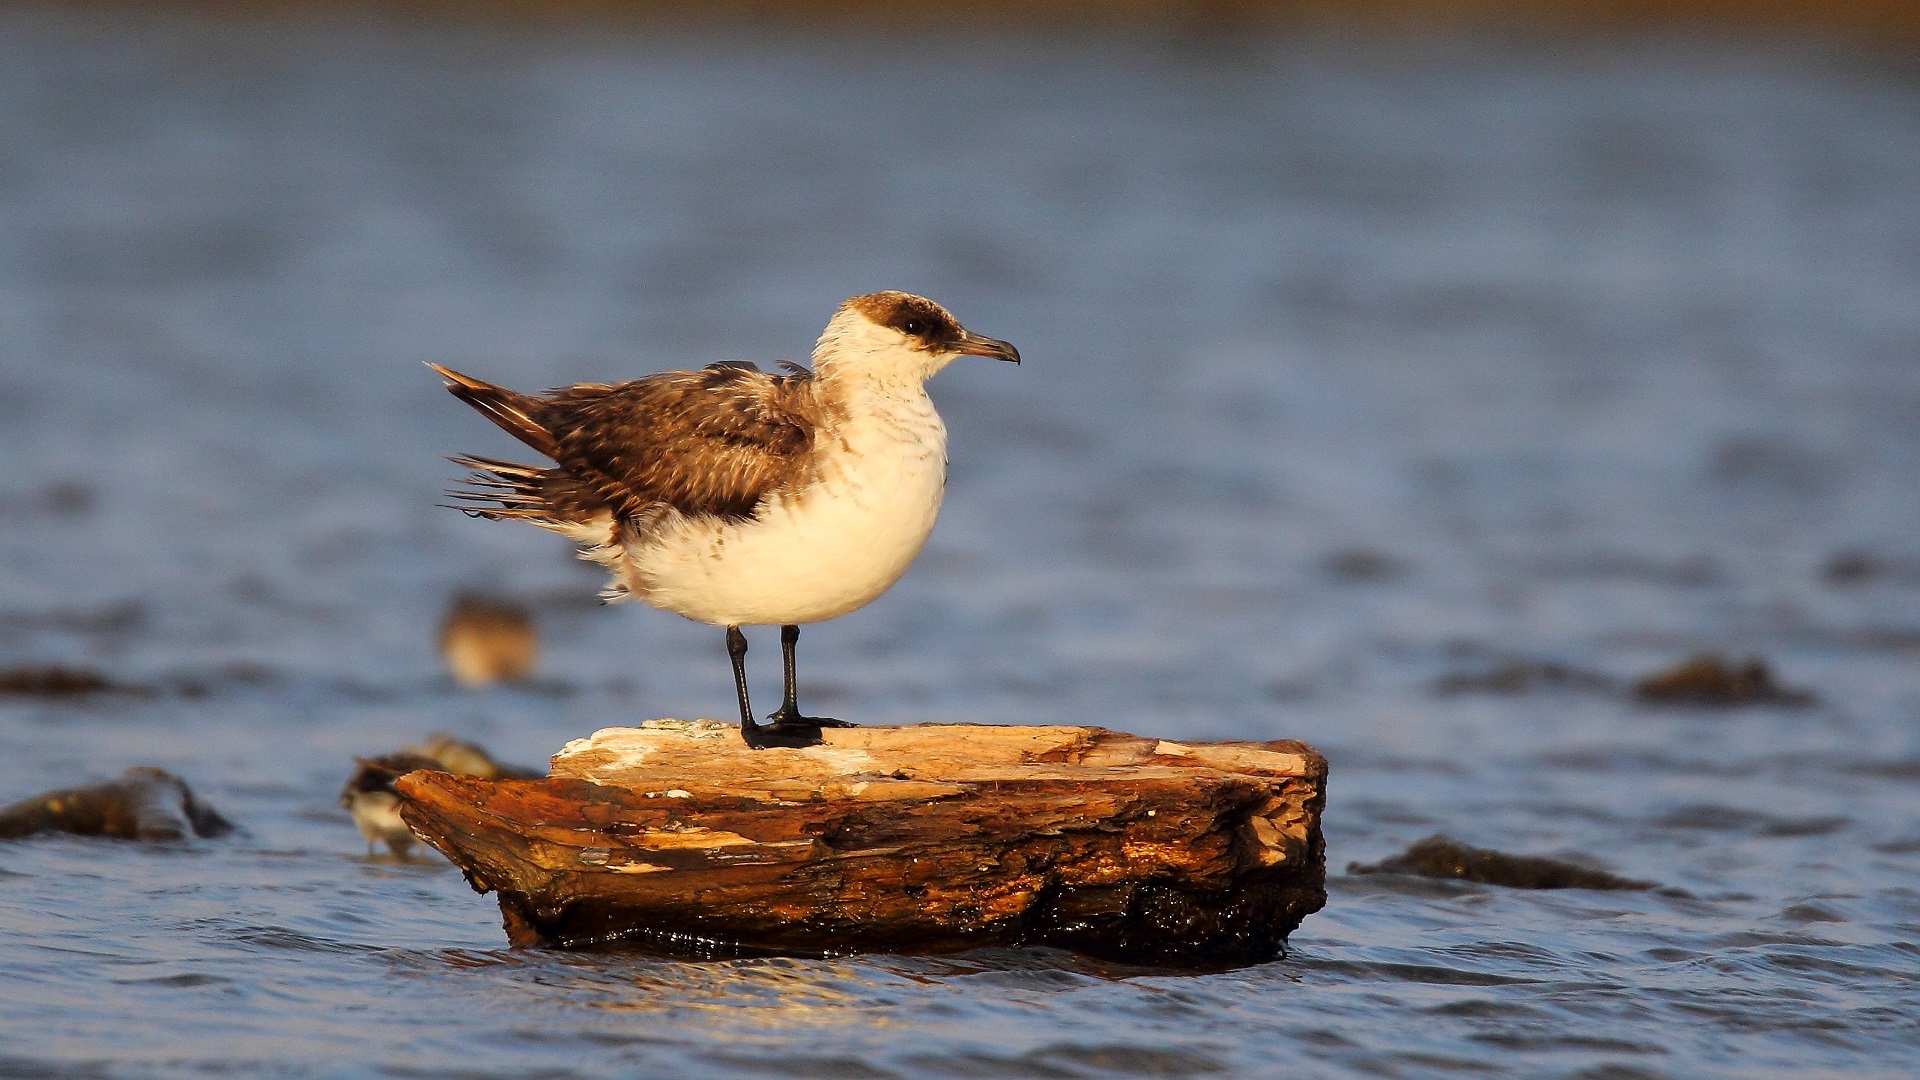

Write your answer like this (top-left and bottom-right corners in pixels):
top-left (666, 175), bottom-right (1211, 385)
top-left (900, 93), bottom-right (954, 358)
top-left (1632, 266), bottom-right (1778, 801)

top-left (2, 3), bottom-right (1918, 1077)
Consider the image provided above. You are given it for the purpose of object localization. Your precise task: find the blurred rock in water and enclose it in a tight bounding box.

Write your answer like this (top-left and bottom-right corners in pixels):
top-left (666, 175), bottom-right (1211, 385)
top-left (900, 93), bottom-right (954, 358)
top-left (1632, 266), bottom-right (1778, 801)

top-left (1632, 653), bottom-right (1815, 707)
top-left (437, 593), bottom-right (538, 688)
top-left (1348, 834), bottom-right (1655, 891)
top-left (0, 768), bottom-right (233, 841)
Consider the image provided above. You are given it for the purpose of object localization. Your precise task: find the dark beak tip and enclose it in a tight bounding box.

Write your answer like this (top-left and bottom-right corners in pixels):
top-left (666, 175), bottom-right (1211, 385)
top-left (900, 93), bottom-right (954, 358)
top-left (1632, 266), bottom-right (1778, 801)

top-left (979, 339), bottom-right (1022, 365)
top-left (953, 331), bottom-right (1020, 365)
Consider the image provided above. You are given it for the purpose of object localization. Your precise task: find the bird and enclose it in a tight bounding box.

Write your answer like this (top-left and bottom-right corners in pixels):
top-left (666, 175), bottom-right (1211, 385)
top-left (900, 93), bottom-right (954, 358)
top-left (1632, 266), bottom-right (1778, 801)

top-left (438, 592), bottom-right (539, 688)
top-left (339, 735), bottom-right (541, 857)
top-left (408, 732), bottom-right (544, 781)
top-left (340, 752), bottom-right (442, 858)
top-left (428, 291), bottom-right (1019, 749)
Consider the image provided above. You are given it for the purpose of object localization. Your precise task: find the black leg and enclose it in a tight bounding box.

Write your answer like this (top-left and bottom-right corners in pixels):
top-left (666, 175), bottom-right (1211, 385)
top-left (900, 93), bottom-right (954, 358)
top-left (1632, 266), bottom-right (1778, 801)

top-left (777, 623), bottom-right (801, 719)
top-left (730, 625), bottom-right (837, 749)
top-left (726, 625), bottom-right (756, 736)
top-left (765, 624), bottom-right (854, 730)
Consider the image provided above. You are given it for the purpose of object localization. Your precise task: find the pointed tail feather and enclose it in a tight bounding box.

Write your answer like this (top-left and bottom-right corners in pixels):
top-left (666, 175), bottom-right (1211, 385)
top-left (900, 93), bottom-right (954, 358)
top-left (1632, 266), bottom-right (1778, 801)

top-left (443, 454), bottom-right (607, 527)
top-left (425, 363), bottom-right (558, 460)
top-left (443, 454), bottom-right (551, 521)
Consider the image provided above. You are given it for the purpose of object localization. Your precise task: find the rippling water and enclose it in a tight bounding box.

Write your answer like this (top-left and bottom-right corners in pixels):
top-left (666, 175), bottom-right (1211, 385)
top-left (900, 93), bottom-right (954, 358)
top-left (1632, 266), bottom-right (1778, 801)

top-left (3, 11), bottom-right (1919, 1077)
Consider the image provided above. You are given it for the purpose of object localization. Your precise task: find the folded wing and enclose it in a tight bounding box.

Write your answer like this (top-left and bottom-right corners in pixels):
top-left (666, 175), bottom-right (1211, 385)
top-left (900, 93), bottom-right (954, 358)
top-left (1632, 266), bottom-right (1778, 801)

top-left (433, 362), bottom-right (818, 528)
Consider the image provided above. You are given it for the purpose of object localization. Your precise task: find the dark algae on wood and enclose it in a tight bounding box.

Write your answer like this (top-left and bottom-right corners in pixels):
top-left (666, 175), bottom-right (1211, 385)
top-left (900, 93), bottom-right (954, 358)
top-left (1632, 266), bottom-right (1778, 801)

top-left (396, 721), bottom-right (1327, 967)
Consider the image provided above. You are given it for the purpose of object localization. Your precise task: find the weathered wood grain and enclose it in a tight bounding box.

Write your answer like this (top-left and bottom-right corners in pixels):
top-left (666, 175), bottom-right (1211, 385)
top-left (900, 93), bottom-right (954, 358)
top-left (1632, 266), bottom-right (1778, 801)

top-left (397, 720), bottom-right (1325, 967)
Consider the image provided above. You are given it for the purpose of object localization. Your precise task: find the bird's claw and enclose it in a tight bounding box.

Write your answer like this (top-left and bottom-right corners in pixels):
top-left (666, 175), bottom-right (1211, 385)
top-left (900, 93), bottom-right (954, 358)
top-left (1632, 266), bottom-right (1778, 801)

top-left (740, 721), bottom-right (826, 749)
top-left (739, 711), bottom-right (858, 749)
top-left (764, 707), bottom-right (856, 729)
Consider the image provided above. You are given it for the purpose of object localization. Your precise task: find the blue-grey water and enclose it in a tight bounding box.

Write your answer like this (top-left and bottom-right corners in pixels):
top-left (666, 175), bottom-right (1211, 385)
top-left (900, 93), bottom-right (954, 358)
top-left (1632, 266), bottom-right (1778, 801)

top-left (3, 10), bottom-right (1920, 1077)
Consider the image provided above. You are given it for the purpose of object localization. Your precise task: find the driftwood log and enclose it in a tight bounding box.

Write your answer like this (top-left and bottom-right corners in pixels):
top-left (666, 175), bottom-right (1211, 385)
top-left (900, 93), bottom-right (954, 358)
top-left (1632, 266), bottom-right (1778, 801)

top-left (396, 720), bottom-right (1326, 967)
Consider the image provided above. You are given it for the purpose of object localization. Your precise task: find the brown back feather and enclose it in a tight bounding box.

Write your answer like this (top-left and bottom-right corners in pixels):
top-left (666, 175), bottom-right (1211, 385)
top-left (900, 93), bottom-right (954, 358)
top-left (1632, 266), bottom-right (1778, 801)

top-left (436, 360), bottom-right (820, 525)
top-left (541, 363), bottom-right (819, 521)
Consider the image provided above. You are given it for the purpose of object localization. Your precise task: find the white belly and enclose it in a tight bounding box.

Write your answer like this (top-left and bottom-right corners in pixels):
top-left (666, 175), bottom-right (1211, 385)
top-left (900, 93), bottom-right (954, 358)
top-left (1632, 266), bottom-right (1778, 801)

top-left (611, 403), bottom-right (948, 627)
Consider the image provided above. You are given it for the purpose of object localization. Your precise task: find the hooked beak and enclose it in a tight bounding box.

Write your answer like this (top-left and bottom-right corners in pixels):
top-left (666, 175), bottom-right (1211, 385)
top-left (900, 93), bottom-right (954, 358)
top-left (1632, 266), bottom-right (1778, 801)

top-left (953, 329), bottom-right (1021, 365)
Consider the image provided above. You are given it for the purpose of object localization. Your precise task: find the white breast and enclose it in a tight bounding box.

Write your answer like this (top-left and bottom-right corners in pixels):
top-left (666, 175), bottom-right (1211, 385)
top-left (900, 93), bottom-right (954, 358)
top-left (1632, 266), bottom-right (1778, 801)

top-left (616, 389), bottom-right (949, 627)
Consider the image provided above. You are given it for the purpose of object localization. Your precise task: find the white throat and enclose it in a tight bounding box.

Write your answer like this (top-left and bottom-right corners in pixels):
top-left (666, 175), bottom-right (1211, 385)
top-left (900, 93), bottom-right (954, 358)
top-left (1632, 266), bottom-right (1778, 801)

top-left (811, 309), bottom-right (957, 389)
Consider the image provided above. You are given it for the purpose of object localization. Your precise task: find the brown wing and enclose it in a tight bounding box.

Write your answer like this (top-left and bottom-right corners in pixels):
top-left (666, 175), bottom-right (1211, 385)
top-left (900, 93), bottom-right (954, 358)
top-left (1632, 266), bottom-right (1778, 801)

top-left (535, 363), bottom-right (818, 522)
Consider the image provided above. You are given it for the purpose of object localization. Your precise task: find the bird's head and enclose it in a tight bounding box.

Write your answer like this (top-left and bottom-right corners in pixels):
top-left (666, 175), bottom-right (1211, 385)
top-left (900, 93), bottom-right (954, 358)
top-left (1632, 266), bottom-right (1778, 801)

top-left (813, 291), bottom-right (1020, 385)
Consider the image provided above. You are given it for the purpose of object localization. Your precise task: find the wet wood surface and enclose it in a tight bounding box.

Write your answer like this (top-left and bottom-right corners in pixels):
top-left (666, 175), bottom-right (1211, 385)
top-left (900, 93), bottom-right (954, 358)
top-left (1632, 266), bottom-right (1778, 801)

top-left (397, 721), bottom-right (1326, 967)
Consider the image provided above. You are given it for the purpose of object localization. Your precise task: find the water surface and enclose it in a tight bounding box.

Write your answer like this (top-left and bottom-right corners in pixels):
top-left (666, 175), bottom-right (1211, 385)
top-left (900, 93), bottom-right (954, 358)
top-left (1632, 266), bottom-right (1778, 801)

top-left (2, 13), bottom-right (1919, 1077)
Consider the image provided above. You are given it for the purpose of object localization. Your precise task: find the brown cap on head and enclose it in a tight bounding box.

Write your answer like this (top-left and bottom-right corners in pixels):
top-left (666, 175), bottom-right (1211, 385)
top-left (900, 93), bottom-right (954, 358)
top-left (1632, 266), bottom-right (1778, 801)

top-left (845, 292), bottom-right (1021, 364)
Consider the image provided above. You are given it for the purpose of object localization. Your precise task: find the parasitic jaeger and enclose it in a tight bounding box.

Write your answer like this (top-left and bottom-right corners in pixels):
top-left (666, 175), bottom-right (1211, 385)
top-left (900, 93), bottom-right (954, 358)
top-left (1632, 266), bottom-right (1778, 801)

top-left (429, 292), bottom-right (1020, 749)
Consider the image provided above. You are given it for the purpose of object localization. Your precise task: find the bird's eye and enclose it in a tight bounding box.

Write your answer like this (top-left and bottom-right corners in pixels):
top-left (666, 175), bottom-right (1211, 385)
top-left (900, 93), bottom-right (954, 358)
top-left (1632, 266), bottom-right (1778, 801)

top-left (901, 319), bottom-right (925, 336)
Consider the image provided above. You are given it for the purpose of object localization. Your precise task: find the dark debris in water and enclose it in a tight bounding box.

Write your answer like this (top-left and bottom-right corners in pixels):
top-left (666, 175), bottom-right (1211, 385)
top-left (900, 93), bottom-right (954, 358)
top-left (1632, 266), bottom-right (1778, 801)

top-left (0, 600), bottom-right (146, 636)
top-left (0, 663), bottom-right (278, 701)
top-left (1648, 804), bottom-right (1849, 837)
top-left (1842, 758), bottom-right (1920, 781)
top-left (1321, 547), bottom-right (1408, 584)
top-left (0, 665), bottom-right (147, 698)
top-left (1348, 835), bottom-right (1658, 891)
top-left (2, 479), bottom-right (97, 520)
top-left (165, 662), bottom-right (281, 700)
top-left (1527, 551), bottom-right (1719, 587)
top-left (1823, 549), bottom-right (1920, 587)
top-left (1631, 653), bottom-right (1815, 708)
top-left (1709, 434), bottom-right (1838, 495)
top-left (1434, 657), bottom-right (1616, 696)
top-left (0, 767), bottom-right (234, 841)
